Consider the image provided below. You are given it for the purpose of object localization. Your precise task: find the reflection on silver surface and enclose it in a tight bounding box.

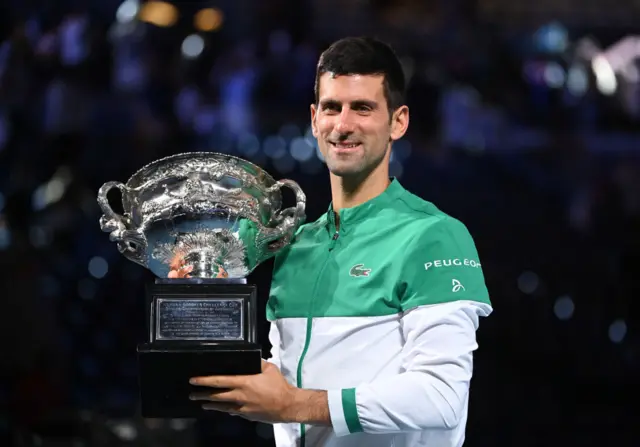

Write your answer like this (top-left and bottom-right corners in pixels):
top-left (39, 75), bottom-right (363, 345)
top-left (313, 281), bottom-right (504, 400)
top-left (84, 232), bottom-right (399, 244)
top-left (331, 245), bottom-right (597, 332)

top-left (151, 228), bottom-right (247, 278)
top-left (97, 152), bottom-right (306, 278)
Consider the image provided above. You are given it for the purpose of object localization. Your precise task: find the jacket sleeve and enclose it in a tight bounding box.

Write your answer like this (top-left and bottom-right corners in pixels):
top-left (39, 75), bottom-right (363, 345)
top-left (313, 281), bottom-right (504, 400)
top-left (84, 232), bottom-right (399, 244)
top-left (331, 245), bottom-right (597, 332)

top-left (327, 300), bottom-right (491, 437)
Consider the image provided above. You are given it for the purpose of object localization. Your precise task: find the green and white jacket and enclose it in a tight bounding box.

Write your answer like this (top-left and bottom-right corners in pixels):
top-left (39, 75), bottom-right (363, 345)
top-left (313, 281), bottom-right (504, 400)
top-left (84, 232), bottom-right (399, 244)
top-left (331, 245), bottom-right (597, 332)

top-left (266, 179), bottom-right (492, 447)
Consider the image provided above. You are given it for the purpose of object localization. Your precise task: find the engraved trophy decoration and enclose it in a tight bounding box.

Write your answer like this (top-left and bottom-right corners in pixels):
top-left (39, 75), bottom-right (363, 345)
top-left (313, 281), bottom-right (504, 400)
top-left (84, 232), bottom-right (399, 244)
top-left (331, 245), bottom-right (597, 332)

top-left (97, 152), bottom-right (306, 417)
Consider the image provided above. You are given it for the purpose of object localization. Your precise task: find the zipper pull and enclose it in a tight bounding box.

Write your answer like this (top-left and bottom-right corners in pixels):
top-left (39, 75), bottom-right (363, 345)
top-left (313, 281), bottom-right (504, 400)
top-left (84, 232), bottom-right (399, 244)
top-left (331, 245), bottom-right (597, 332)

top-left (329, 231), bottom-right (339, 251)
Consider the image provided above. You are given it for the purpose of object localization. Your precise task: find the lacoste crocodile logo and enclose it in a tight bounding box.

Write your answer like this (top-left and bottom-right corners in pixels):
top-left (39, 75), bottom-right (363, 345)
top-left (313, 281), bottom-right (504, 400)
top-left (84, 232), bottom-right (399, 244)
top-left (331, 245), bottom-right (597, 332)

top-left (349, 264), bottom-right (371, 277)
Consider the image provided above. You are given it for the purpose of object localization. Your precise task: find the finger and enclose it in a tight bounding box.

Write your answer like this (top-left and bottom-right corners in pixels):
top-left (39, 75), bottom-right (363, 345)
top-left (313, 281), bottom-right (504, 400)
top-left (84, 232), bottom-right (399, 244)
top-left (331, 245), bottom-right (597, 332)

top-left (190, 375), bottom-right (244, 388)
top-left (168, 270), bottom-right (178, 278)
top-left (189, 390), bottom-right (239, 402)
top-left (201, 402), bottom-right (242, 413)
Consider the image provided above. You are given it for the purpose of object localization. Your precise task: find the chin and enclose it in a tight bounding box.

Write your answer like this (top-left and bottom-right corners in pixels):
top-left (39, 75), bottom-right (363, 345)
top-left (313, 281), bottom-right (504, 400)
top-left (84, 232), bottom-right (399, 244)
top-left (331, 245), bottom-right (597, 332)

top-left (327, 164), bottom-right (366, 178)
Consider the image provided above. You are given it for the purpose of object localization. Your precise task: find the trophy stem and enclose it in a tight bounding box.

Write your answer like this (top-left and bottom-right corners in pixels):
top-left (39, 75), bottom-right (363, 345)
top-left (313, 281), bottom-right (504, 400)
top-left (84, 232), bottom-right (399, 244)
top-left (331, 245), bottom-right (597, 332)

top-left (183, 251), bottom-right (228, 278)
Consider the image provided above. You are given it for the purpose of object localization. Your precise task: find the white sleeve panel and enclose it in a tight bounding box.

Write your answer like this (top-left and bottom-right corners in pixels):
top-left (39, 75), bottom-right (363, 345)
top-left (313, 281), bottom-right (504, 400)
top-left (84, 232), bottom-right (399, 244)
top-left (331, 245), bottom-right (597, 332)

top-left (328, 300), bottom-right (492, 437)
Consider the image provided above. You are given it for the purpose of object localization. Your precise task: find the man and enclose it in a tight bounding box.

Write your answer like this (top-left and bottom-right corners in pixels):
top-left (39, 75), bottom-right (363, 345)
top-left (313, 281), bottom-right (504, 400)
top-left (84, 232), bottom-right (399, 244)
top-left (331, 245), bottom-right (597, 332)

top-left (183, 36), bottom-right (493, 447)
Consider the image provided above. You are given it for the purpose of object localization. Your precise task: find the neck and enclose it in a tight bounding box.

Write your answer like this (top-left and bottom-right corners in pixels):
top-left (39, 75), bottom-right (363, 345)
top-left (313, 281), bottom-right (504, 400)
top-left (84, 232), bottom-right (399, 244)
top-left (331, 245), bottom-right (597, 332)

top-left (330, 161), bottom-right (390, 214)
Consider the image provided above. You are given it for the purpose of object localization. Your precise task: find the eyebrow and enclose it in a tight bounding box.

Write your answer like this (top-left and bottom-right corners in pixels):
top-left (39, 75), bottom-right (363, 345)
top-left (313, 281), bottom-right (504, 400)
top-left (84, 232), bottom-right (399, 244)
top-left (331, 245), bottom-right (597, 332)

top-left (319, 99), bottom-right (379, 109)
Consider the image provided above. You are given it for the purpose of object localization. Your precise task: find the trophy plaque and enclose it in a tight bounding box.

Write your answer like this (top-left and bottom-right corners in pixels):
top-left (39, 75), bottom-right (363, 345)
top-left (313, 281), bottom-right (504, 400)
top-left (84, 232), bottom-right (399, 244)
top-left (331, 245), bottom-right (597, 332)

top-left (97, 152), bottom-right (306, 417)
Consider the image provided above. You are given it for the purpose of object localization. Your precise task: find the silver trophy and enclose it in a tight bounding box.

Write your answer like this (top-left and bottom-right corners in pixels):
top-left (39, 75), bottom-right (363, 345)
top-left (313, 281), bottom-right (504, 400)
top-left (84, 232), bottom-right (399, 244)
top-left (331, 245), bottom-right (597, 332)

top-left (97, 151), bottom-right (306, 278)
top-left (97, 152), bottom-right (306, 418)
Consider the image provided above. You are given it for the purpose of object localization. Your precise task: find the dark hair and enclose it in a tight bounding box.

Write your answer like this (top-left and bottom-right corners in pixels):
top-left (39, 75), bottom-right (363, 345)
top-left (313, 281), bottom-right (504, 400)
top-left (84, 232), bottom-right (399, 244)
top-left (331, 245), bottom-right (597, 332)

top-left (314, 36), bottom-right (406, 115)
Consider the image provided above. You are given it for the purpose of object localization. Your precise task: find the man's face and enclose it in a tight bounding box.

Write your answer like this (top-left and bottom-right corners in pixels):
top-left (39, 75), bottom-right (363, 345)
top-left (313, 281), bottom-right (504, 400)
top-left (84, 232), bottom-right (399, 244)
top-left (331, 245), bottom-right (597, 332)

top-left (311, 73), bottom-right (409, 179)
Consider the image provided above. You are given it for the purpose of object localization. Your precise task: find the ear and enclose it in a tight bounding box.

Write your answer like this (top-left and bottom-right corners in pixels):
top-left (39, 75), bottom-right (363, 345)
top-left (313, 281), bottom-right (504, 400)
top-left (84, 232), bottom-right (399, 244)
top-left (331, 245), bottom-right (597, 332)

top-left (390, 105), bottom-right (409, 141)
top-left (310, 103), bottom-right (319, 138)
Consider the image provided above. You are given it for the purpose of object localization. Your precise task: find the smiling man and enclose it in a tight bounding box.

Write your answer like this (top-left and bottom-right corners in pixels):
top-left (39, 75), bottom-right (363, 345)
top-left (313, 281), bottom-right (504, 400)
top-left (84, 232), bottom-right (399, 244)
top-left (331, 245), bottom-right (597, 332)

top-left (187, 36), bottom-right (493, 447)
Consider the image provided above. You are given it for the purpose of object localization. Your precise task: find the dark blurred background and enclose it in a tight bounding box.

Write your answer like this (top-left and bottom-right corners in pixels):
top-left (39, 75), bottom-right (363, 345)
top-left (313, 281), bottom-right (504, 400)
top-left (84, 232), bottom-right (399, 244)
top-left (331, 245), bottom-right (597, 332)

top-left (0, 0), bottom-right (638, 446)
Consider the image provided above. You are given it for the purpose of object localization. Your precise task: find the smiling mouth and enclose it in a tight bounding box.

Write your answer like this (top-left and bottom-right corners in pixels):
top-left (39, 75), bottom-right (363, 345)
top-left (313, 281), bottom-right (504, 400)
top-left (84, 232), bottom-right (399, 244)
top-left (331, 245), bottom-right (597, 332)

top-left (330, 141), bottom-right (361, 150)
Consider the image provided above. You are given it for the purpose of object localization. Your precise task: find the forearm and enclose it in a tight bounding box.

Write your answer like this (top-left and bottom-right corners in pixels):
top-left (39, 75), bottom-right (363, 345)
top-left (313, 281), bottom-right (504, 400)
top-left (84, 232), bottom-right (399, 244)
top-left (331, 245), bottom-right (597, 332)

top-left (280, 372), bottom-right (465, 433)
top-left (286, 389), bottom-right (332, 426)
top-left (341, 370), bottom-right (466, 434)
top-left (323, 305), bottom-right (480, 436)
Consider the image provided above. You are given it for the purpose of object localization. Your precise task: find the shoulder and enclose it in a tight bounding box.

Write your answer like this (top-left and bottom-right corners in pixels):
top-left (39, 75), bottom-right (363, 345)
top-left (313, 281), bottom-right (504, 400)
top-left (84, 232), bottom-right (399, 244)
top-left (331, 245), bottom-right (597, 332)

top-left (391, 187), bottom-right (475, 244)
top-left (392, 188), bottom-right (491, 308)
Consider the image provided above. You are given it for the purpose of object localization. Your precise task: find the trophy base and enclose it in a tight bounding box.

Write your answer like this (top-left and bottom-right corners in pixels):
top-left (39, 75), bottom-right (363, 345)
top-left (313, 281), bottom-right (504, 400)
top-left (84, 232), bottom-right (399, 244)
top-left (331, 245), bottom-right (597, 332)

top-left (137, 279), bottom-right (262, 418)
top-left (137, 342), bottom-right (262, 418)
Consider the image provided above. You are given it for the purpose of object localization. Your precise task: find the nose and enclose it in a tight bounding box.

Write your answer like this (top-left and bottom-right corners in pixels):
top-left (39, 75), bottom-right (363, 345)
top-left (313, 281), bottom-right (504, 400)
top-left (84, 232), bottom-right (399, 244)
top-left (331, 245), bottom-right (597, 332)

top-left (334, 109), bottom-right (356, 134)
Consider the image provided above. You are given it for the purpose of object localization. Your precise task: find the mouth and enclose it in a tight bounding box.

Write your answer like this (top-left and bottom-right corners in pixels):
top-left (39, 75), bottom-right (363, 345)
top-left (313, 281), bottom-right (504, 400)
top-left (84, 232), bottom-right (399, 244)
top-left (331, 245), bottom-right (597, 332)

top-left (330, 141), bottom-right (362, 153)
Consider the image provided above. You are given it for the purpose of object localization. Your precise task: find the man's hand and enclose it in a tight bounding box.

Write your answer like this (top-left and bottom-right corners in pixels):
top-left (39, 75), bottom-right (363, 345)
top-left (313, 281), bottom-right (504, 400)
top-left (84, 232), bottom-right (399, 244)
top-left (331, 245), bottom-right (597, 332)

top-left (189, 360), bottom-right (297, 423)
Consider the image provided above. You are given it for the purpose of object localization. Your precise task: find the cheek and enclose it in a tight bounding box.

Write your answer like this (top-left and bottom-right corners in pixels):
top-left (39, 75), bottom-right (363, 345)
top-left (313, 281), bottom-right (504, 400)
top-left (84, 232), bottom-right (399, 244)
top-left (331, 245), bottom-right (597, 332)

top-left (317, 120), bottom-right (334, 135)
top-left (365, 125), bottom-right (390, 144)
top-left (315, 134), bottom-right (330, 153)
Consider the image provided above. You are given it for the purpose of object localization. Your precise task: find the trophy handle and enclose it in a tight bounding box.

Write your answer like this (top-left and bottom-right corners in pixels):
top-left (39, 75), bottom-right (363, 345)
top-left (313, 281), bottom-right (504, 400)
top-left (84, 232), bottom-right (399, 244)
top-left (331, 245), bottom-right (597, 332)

top-left (116, 230), bottom-right (148, 267)
top-left (98, 181), bottom-right (130, 236)
top-left (259, 179), bottom-right (306, 253)
top-left (98, 181), bottom-right (148, 267)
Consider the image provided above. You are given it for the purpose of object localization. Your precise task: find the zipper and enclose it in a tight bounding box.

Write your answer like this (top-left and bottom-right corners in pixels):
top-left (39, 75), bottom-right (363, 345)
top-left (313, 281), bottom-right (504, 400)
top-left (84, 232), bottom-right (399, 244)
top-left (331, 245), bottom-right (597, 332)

top-left (296, 228), bottom-right (339, 446)
top-left (329, 231), bottom-right (339, 249)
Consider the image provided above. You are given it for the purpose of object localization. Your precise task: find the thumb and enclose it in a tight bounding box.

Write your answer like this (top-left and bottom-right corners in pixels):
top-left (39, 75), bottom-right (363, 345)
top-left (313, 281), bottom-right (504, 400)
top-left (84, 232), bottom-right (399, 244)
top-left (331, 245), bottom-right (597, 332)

top-left (261, 359), bottom-right (276, 372)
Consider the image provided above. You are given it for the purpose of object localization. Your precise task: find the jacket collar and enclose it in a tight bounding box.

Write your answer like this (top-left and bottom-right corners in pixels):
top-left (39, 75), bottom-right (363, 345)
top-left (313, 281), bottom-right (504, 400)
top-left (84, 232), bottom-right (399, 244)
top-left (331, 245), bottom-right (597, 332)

top-left (326, 178), bottom-right (404, 234)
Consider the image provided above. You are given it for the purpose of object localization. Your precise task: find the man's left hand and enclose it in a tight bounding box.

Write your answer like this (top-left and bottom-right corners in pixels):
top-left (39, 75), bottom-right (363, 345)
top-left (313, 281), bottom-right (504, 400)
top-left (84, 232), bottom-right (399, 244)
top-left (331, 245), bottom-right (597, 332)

top-left (189, 360), bottom-right (297, 423)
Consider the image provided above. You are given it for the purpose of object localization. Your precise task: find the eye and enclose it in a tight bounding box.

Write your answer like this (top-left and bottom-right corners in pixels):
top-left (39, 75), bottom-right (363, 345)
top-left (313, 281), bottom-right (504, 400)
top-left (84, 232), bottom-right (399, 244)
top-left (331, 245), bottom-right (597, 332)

top-left (322, 104), bottom-right (340, 115)
top-left (352, 103), bottom-right (374, 114)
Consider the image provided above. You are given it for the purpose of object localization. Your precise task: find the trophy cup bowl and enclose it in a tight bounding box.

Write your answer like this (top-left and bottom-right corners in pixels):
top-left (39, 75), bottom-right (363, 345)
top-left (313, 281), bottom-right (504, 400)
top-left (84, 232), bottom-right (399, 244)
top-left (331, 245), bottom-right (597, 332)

top-left (97, 152), bottom-right (306, 418)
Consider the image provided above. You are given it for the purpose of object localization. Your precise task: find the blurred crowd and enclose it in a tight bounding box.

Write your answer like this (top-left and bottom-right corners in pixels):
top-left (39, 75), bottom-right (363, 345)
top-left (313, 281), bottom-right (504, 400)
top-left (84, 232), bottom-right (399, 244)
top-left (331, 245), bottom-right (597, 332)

top-left (0, 1), bottom-right (639, 446)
